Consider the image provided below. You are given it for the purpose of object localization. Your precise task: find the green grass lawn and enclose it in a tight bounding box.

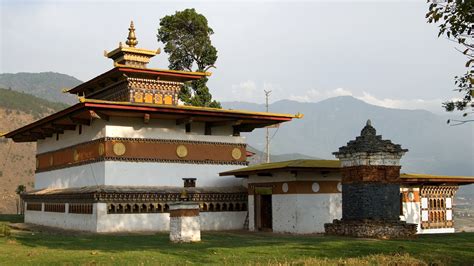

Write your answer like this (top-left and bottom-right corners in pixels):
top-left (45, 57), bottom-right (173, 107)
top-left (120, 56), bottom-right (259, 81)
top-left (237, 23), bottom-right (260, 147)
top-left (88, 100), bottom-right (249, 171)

top-left (0, 215), bottom-right (473, 265)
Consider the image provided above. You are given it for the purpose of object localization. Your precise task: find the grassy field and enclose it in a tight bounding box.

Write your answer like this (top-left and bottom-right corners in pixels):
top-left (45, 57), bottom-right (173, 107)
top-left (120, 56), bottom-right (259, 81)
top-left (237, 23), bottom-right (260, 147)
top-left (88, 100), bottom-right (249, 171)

top-left (1, 215), bottom-right (473, 265)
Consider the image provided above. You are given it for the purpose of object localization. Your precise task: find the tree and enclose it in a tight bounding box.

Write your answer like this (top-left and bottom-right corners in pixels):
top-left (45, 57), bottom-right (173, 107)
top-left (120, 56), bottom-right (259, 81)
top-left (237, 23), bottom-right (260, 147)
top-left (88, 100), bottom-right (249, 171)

top-left (15, 184), bottom-right (26, 215)
top-left (157, 8), bottom-right (221, 108)
top-left (426, 0), bottom-right (474, 124)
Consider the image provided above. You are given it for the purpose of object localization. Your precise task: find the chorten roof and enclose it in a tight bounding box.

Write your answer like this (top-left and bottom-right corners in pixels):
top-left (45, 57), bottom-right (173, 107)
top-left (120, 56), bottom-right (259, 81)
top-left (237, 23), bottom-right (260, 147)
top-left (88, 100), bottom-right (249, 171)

top-left (333, 120), bottom-right (408, 157)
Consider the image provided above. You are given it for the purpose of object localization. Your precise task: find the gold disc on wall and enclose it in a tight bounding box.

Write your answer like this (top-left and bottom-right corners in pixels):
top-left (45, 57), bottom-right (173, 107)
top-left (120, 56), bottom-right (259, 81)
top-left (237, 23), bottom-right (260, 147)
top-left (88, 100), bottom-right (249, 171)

top-left (73, 149), bottom-right (79, 162)
top-left (113, 142), bottom-right (126, 156)
top-left (98, 143), bottom-right (105, 156)
top-left (231, 148), bottom-right (242, 160)
top-left (176, 145), bottom-right (188, 158)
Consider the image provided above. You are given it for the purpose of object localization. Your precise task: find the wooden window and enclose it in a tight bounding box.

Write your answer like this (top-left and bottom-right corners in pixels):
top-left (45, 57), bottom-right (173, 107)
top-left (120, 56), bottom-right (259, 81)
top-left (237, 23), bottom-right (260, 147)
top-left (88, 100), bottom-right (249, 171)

top-left (26, 203), bottom-right (42, 211)
top-left (185, 123), bottom-right (191, 133)
top-left (69, 203), bottom-right (93, 214)
top-left (44, 203), bottom-right (65, 213)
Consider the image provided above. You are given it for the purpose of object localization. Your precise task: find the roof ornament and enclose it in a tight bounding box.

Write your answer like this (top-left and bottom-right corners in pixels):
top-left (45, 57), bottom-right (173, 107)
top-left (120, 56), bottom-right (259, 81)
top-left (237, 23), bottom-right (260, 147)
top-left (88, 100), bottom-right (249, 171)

top-left (126, 21), bottom-right (138, 48)
top-left (361, 119), bottom-right (376, 137)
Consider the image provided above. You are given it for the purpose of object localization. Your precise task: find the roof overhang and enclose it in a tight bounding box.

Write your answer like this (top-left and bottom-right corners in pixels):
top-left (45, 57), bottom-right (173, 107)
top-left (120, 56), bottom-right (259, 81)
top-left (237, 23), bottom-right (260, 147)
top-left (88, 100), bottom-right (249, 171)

top-left (400, 173), bottom-right (474, 185)
top-left (220, 160), bottom-right (341, 178)
top-left (4, 99), bottom-right (302, 142)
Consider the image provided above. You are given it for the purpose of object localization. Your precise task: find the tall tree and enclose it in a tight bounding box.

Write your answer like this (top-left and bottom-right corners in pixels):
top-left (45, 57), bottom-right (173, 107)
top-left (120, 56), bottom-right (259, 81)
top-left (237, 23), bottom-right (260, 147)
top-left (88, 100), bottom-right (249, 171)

top-left (157, 8), bottom-right (221, 108)
top-left (426, 0), bottom-right (473, 124)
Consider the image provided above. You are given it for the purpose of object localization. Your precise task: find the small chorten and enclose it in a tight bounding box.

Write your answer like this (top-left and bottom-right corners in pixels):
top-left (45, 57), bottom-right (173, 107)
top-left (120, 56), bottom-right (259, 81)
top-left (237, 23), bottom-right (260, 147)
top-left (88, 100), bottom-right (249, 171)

top-left (104, 21), bottom-right (160, 68)
top-left (325, 120), bottom-right (417, 238)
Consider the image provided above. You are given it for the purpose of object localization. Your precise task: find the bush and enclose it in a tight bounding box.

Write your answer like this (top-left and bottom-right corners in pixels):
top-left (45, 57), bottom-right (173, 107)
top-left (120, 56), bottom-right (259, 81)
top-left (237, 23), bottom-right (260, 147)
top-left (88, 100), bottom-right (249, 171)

top-left (0, 224), bottom-right (11, 237)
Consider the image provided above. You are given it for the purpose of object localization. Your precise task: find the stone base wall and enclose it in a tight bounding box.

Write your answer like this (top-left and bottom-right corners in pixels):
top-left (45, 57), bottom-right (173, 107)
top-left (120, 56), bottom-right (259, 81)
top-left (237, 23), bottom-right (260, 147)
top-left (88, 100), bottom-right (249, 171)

top-left (324, 219), bottom-right (417, 239)
top-left (342, 183), bottom-right (400, 221)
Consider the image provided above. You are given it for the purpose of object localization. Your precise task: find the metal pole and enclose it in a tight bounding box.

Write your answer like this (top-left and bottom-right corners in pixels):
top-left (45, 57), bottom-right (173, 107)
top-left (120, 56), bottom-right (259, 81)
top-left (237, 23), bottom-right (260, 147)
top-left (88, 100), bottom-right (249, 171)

top-left (264, 90), bottom-right (272, 163)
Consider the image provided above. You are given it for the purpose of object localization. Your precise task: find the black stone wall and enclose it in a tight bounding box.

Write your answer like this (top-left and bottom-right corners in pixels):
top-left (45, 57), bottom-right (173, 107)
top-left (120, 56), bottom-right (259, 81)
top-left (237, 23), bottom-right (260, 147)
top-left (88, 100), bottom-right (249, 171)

top-left (342, 183), bottom-right (400, 221)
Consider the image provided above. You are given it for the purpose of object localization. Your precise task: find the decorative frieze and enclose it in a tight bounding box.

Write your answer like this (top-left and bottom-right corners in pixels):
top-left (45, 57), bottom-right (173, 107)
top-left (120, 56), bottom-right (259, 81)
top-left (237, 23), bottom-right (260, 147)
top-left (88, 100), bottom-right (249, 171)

top-left (36, 137), bottom-right (248, 172)
top-left (248, 181), bottom-right (341, 195)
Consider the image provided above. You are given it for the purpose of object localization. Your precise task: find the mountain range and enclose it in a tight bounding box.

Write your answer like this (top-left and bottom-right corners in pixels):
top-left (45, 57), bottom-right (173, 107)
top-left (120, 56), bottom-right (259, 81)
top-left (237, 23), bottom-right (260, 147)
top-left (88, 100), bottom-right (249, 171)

top-left (0, 72), bottom-right (81, 105)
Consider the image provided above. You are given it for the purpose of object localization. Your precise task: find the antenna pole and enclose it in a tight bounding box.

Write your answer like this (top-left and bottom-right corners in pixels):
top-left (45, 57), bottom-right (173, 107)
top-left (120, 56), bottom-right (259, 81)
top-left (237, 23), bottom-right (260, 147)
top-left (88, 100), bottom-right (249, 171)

top-left (264, 90), bottom-right (272, 163)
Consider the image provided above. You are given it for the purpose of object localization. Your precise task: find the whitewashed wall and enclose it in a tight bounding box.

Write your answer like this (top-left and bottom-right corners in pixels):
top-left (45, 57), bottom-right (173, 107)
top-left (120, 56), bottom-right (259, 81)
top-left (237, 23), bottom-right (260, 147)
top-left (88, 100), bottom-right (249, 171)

top-left (25, 202), bottom-right (246, 233)
top-left (105, 117), bottom-right (243, 143)
top-left (37, 120), bottom-right (106, 153)
top-left (104, 161), bottom-right (243, 187)
top-left (24, 203), bottom-right (97, 231)
top-left (35, 162), bottom-right (105, 189)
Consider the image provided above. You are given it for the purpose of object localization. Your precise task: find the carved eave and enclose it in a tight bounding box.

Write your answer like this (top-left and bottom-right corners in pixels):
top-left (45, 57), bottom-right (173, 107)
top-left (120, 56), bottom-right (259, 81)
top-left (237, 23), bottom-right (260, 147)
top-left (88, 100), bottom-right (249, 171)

top-left (66, 66), bottom-right (209, 97)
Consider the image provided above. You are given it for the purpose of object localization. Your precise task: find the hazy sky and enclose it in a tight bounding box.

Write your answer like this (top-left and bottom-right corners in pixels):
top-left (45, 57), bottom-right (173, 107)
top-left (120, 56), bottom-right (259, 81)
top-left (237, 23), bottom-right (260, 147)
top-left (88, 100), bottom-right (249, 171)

top-left (0, 1), bottom-right (467, 113)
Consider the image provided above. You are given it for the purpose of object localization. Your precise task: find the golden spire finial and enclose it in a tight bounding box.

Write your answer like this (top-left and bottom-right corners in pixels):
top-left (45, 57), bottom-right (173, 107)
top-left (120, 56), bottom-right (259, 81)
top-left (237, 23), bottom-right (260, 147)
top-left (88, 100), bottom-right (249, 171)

top-left (126, 21), bottom-right (138, 48)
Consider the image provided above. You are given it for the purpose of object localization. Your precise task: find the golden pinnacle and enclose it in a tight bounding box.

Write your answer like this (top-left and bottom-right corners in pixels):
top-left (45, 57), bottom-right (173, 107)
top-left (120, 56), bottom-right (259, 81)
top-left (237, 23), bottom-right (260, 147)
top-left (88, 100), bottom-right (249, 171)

top-left (126, 21), bottom-right (138, 47)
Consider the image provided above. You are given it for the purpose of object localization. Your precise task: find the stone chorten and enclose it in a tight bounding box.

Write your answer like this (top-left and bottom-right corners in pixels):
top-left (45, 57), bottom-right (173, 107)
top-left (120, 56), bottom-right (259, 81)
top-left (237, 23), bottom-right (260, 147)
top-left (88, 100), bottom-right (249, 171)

top-left (324, 120), bottom-right (417, 238)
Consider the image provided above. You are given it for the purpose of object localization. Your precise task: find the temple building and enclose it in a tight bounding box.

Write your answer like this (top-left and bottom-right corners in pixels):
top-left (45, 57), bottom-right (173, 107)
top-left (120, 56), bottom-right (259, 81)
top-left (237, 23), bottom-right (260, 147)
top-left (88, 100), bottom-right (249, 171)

top-left (3, 22), bottom-right (473, 236)
top-left (221, 121), bottom-right (474, 236)
top-left (3, 22), bottom-right (302, 232)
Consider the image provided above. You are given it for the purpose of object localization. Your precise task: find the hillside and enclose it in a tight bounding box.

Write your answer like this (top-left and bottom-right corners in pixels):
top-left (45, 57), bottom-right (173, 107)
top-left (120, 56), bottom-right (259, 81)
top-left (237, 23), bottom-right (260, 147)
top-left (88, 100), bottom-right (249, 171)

top-left (0, 72), bottom-right (82, 105)
top-left (0, 88), bottom-right (69, 214)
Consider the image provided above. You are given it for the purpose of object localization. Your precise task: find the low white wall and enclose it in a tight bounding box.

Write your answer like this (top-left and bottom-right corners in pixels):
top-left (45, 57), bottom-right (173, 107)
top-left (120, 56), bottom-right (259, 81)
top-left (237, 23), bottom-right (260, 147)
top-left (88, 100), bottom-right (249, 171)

top-left (35, 162), bottom-right (105, 189)
top-left (24, 204), bottom-right (97, 232)
top-left (200, 212), bottom-right (247, 231)
top-left (104, 161), bottom-right (243, 187)
top-left (96, 203), bottom-right (169, 232)
top-left (95, 203), bottom-right (246, 232)
top-left (419, 228), bottom-right (455, 234)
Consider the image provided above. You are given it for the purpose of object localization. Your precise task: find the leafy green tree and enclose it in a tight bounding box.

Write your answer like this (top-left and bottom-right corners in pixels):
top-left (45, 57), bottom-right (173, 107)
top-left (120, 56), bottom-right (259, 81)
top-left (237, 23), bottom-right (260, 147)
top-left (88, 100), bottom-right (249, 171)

top-left (157, 8), bottom-right (221, 108)
top-left (15, 184), bottom-right (26, 215)
top-left (426, 0), bottom-right (473, 124)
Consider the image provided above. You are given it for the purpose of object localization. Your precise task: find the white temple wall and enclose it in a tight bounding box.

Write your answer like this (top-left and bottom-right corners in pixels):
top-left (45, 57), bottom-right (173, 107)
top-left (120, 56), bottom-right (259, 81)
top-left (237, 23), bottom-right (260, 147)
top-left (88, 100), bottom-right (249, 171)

top-left (37, 120), bottom-right (106, 153)
top-left (35, 162), bottom-right (105, 189)
top-left (294, 194), bottom-right (341, 234)
top-left (272, 195), bottom-right (298, 233)
top-left (105, 117), bottom-right (244, 143)
top-left (34, 161), bottom-right (244, 189)
top-left (248, 195), bottom-right (255, 231)
top-left (271, 194), bottom-right (342, 234)
top-left (103, 161), bottom-right (243, 187)
top-left (24, 203), bottom-right (97, 232)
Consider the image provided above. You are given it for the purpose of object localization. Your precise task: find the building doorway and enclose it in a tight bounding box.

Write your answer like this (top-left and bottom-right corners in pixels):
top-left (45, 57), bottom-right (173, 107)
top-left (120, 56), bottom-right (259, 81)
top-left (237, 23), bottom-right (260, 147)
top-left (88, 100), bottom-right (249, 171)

top-left (255, 191), bottom-right (272, 231)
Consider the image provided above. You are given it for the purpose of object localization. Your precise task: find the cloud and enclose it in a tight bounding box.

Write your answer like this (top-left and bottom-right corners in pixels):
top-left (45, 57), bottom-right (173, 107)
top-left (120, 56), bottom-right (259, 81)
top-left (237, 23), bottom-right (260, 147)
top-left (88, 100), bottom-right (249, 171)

top-left (231, 80), bottom-right (257, 102)
top-left (289, 88), bottom-right (352, 102)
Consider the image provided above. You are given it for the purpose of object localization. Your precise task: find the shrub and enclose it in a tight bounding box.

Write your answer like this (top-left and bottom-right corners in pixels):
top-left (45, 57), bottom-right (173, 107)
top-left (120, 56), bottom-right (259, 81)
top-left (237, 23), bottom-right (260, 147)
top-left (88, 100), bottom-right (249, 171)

top-left (0, 224), bottom-right (11, 237)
